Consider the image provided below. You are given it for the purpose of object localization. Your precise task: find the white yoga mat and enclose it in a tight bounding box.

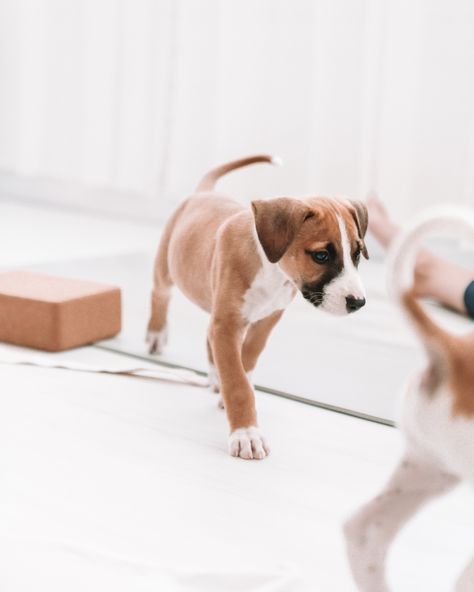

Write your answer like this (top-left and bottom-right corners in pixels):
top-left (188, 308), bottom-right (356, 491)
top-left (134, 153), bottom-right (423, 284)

top-left (0, 344), bottom-right (208, 387)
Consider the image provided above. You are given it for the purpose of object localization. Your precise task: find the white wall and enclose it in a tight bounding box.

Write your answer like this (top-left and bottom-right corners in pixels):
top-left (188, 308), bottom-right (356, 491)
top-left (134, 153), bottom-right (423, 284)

top-left (0, 0), bottom-right (473, 221)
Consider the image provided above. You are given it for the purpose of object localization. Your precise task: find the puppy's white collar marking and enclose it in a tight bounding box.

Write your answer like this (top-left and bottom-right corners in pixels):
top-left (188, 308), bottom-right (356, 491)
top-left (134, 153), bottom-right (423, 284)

top-left (241, 227), bottom-right (296, 323)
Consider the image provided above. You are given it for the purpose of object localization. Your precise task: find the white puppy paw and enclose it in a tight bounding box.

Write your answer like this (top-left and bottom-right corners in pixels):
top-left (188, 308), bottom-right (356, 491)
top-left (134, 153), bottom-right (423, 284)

top-left (229, 427), bottom-right (270, 460)
top-left (146, 326), bottom-right (168, 354)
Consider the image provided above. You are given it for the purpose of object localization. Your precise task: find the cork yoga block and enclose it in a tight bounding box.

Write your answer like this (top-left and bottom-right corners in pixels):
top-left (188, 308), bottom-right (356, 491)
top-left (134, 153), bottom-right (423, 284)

top-left (0, 271), bottom-right (121, 351)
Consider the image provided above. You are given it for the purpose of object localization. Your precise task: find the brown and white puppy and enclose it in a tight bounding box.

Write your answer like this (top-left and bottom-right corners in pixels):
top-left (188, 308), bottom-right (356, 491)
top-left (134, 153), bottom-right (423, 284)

top-left (146, 155), bottom-right (369, 460)
top-left (344, 209), bottom-right (474, 591)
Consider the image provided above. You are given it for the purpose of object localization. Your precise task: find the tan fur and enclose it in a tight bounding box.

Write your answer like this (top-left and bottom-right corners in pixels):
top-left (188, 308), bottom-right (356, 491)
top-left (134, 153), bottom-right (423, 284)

top-left (276, 198), bottom-right (367, 284)
top-left (147, 156), bottom-right (368, 457)
top-left (349, 200), bottom-right (369, 258)
top-left (241, 310), bottom-right (284, 373)
top-left (401, 290), bottom-right (474, 416)
top-left (252, 198), bottom-right (312, 263)
top-left (196, 154), bottom-right (275, 192)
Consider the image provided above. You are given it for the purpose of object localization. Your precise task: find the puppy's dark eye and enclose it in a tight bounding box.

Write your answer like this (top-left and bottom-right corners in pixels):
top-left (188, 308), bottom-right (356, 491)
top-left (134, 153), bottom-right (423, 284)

top-left (354, 248), bottom-right (361, 262)
top-left (309, 250), bottom-right (330, 264)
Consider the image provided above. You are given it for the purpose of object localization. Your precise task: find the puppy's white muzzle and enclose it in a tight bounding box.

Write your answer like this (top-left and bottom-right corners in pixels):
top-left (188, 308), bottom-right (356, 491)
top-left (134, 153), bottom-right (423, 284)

top-left (318, 215), bottom-right (366, 316)
top-left (319, 270), bottom-right (366, 316)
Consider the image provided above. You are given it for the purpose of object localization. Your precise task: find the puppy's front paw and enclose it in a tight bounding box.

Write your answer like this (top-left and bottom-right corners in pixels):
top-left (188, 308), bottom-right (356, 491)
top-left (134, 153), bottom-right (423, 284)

top-left (229, 427), bottom-right (270, 460)
top-left (146, 326), bottom-right (168, 354)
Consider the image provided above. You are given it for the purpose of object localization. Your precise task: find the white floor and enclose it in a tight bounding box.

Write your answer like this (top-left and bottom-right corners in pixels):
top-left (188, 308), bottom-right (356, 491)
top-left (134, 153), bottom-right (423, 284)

top-left (2, 348), bottom-right (474, 592)
top-left (1, 199), bottom-right (474, 591)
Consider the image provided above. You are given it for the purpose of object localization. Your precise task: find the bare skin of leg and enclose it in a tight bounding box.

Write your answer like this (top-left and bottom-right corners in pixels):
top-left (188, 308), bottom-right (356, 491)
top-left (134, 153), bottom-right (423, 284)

top-left (344, 448), bottom-right (459, 592)
top-left (367, 194), bottom-right (474, 315)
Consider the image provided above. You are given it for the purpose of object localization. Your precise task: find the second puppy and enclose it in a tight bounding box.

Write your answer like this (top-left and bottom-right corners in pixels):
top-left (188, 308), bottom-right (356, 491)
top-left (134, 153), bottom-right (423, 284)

top-left (147, 155), bottom-right (369, 459)
top-left (344, 208), bottom-right (474, 591)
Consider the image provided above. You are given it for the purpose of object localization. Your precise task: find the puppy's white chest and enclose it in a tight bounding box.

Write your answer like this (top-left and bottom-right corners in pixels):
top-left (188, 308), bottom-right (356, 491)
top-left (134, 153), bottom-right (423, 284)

top-left (241, 266), bottom-right (295, 323)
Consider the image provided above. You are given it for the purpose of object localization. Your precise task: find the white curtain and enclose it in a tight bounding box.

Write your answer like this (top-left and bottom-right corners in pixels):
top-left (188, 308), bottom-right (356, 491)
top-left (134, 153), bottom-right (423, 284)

top-left (0, 0), bottom-right (473, 220)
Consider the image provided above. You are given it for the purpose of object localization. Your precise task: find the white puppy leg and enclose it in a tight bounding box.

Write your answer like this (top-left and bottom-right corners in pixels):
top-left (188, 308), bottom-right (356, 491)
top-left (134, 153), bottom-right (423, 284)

top-left (344, 449), bottom-right (459, 592)
top-left (456, 556), bottom-right (474, 592)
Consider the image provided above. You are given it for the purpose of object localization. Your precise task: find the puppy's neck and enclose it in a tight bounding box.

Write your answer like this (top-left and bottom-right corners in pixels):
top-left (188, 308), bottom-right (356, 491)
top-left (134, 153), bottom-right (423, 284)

top-left (240, 225), bottom-right (296, 324)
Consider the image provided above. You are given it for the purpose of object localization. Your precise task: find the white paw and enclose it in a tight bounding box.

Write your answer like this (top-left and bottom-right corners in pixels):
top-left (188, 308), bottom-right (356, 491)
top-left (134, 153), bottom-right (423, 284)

top-left (229, 427), bottom-right (270, 460)
top-left (146, 326), bottom-right (168, 354)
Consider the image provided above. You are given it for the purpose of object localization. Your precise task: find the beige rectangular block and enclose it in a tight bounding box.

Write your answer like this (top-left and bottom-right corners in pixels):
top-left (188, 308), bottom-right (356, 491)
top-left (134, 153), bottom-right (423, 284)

top-left (0, 271), bottom-right (121, 351)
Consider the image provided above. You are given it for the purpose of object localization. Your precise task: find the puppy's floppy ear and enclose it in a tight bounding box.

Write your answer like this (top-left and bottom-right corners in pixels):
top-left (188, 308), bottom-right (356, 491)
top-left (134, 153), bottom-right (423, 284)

top-left (349, 200), bottom-right (369, 259)
top-left (251, 198), bottom-right (312, 263)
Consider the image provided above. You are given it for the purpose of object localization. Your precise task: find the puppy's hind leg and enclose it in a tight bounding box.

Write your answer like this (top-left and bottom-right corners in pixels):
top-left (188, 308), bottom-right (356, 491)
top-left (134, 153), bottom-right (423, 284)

top-left (241, 310), bottom-right (284, 382)
top-left (147, 240), bottom-right (173, 355)
top-left (344, 447), bottom-right (459, 592)
top-left (207, 336), bottom-right (224, 409)
top-left (147, 283), bottom-right (171, 354)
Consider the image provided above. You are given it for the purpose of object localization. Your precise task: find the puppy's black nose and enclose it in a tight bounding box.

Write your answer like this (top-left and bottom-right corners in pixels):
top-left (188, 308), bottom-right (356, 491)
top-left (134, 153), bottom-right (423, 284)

top-left (346, 295), bottom-right (366, 313)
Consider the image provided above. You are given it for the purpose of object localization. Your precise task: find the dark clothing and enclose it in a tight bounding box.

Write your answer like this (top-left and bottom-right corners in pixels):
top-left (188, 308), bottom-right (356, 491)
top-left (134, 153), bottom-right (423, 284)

top-left (464, 280), bottom-right (474, 319)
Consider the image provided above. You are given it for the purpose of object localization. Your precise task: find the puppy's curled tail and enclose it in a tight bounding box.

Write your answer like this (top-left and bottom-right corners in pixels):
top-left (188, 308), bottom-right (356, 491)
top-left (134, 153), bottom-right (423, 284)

top-left (195, 154), bottom-right (282, 192)
top-left (388, 206), bottom-right (474, 346)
